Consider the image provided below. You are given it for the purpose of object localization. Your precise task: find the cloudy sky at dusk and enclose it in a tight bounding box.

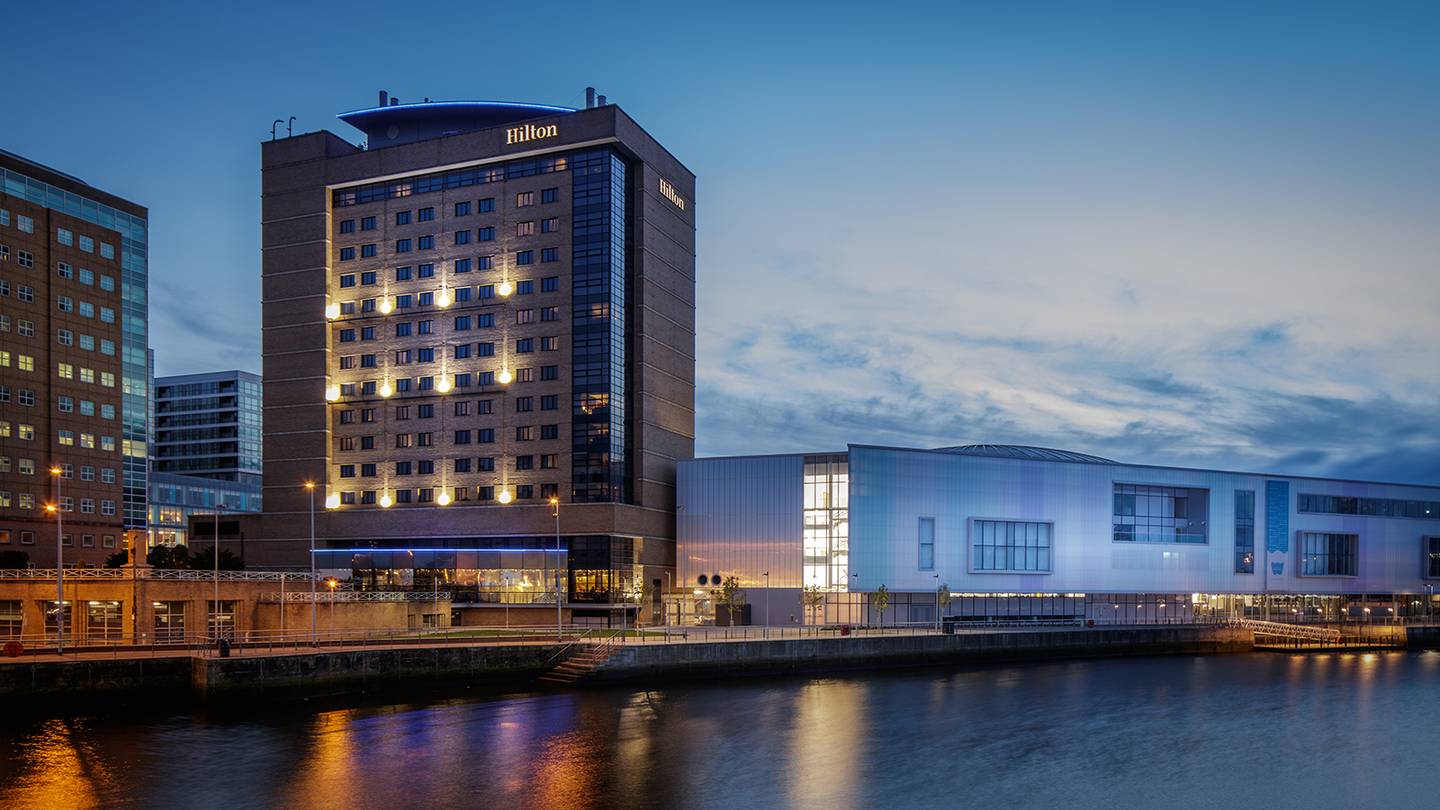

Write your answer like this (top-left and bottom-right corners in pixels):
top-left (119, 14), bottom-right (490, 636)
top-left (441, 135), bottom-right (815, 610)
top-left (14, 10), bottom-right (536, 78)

top-left (5, 1), bottom-right (1437, 482)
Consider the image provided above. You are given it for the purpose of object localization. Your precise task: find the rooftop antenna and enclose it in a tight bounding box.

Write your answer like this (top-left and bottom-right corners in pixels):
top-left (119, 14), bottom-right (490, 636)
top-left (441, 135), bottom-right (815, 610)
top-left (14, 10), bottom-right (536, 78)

top-left (270, 119), bottom-right (284, 141)
top-left (287, 116), bottom-right (295, 137)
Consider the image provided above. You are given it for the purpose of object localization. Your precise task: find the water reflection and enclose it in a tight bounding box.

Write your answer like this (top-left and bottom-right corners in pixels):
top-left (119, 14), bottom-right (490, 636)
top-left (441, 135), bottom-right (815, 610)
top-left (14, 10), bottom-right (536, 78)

top-left (1, 653), bottom-right (1438, 809)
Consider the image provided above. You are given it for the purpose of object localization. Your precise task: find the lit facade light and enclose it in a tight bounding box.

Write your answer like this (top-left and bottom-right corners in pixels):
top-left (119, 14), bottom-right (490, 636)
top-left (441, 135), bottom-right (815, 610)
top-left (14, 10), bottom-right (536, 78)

top-left (436, 289), bottom-right (452, 307)
top-left (325, 385), bottom-right (341, 402)
top-left (324, 493), bottom-right (341, 509)
top-left (378, 297), bottom-right (393, 314)
top-left (379, 493), bottom-right (393, 508)
top-left (497, 280), bottom-right (514, 297)
top-left (325, 302), bottom-right (341, 320)
top-left (436, 491), bottom-right (452, 506)
top-left (435, 377), bottom-right (452, 393)
top-left (379, 381), bottom-right (393, 398)
top-left (49, 467), bottom-right (63, 476)
top-left (497, 489), bottom-right (514, 504)
top-left (497, 368), bottom-right (513, 385)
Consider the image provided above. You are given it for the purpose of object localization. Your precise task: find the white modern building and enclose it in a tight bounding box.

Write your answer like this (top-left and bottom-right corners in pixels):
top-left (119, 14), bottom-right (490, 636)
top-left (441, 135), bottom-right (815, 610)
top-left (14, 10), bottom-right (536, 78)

top-left (674, 445), bottom-right (1440, 626)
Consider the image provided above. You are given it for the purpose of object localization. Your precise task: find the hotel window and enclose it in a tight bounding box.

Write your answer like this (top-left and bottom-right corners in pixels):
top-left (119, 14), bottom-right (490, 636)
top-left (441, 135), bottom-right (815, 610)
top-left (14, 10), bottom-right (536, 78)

top-left (418, 263), bottom-right (435, 278)
top-left (79, 236), bottom-right (94, 253)
top-left (540, 337), bottom-right (558, 351)
top-left (340, 219), bottom-right (355, 234)
top-left (395, 239), bottom-right (412, 253)
top-left (1426, 537), bottom-right (1440, 578)
top-left (540, 424), bottom-right (558, 440)
top-left (541, 217), bottom-right (559, 234)
top-left (362, 243), bottom-right (378, 258)
top-left (1300, 532), bottom-right (1358, 577)
top-left (1112, 484), bottom-right (1209, 543)
top-left (339, 247), bottom-right (355, 261)
top-left (418, 235), bottom-right (435, 250)
top-left (18, 215), bottom-right (33, 233)
top-left (58, 296), bottom-right (73, 312)
top-left (58, 329), bottom-right (73, 346)
top-left (516, 250), bottom-right (534, 265)
top-left (516, 485), bottom-right (534, 500)
top-left (18, 251), bottom-right (33, 268)
top-left (478, 428), bottom-right (495, 443)
top-left (395, 210), bottom-right (412, 225)
top-left (454, 315), bottom-right (472, 331)
top-left (455, 258), bottom-right (472, 274)
top-left (396, 266), bottom-right (413, 281)
top-left (516, 191), bottom-right (534, 207)
top-left (541, 454), bottom-right (557, 470)
top-left (516, 338), bottom-right (534, 354)
top-left (340, 274), bottom-right (356, 288)
top-left (361, 216), bottom-right (376, 231)
top-left (542, 277), bottom-right (559, 292)
top-left (479, 256), bottom-right (494, 270)
top-left (58, 261), bottom-right (73, 278)
top-left (57, 228), bottom-right (73, 246)
top-left (517, 280), bottom-right (534, 295)
top-left (361, 271), bottom-right (377, 285)
top-left (418, 207), bottom-right (434, 222)
top-left (479, 197), bottom-right (495, 213)
top-left (101, 243), bottom-right (114, 260)
top-left (454, 201), bottom-right (472, 216)
top-left (1234, 490), bottom-right (1255, 573)
top-left (79, 268), bottom-right (93, 285)
top-left (541, 187), bottom-right (558, 203)
top-left (517, 221), bottom-right (535, 237)
top-left (516, 309), bottom-right (535, 325)
top-left (478, 227), bottom-right (495, 242)
top-left (971, 520), bottom-right (1053, 572)
top-left (540, 247), bottom-right (558, 263)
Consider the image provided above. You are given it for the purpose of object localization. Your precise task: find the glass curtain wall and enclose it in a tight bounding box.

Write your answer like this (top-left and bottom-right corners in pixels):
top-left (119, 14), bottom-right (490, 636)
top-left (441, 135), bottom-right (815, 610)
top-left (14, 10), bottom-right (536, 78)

top-left (803, 454), bottom-right (849, 591)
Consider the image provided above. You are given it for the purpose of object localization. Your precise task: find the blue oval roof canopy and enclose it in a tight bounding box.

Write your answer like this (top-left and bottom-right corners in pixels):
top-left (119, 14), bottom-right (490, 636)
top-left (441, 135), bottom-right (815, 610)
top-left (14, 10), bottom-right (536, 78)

top-left (931, 445), bottom-right (1117, 464)
top-left (337, 100), bottom-right (577, 149)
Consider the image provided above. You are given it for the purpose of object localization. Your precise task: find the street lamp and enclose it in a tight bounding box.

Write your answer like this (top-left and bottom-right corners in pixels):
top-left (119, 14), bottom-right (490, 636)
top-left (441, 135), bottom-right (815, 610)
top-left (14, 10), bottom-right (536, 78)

top-left (327, 578), bottom-right (339, 631)
top-left (933, 574), bottom-right (941, 632)
top-left (212, 500), bottom-right (226, 643)
top-left (763, 571), bottom-right (770, 638)
top-left (48, 465), bottom-right (64, 652)
top-left (304, 482), bottom-right (317, 645)
top-left (550, 496), bottom-right (562, 642)
top-left (49, 467), bottom-right (67, 645)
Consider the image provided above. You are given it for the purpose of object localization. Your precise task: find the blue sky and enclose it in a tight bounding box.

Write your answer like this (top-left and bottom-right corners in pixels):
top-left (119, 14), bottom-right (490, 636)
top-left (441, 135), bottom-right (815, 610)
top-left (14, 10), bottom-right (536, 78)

top-left (4, 1), bottom-right (1438, 482)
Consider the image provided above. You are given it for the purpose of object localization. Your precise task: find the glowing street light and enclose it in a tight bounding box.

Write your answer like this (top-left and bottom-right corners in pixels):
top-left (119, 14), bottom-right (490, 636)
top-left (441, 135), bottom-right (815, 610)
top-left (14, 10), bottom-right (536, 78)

top-left (436, 491), bottom-right (452, 506)
top-left (497, 369), bottom-right (513, 385)
top-left (379, 493), bottom-right (393, 508)
top-left (49, 466), bottom-right (65, 653)
top-left (304, 482), bottom-right (318, 644)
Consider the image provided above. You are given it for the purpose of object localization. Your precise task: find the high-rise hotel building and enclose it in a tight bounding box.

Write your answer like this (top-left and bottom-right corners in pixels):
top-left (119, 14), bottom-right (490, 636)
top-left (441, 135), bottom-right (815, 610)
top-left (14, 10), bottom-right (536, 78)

top-left (258, 93), bottom-right (695, 613)
top-left (0, 150), bottom-right (150, 566)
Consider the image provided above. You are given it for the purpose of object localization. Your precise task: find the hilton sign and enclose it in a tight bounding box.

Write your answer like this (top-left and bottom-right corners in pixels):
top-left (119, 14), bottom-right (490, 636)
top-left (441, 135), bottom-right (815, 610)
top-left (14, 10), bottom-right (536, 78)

top-left (506, 123), bottom-right (559, 145)
top-left (659, 177), bottom-right (686, 210)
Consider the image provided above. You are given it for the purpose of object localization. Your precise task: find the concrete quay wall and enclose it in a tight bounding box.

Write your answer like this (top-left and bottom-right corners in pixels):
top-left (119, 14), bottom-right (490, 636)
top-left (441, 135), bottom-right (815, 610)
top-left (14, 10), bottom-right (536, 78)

top-left (594, 625), bottom-right (1255, 683)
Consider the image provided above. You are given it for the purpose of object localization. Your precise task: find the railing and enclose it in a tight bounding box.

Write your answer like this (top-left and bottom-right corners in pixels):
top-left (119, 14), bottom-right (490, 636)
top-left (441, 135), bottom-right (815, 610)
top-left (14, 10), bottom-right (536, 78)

top-left (261, 591), bottom-right (454, 603)
top-left (0, 568), bottom-right (318, 582)
top-left (1231, 618), bottom-right (1342, 643)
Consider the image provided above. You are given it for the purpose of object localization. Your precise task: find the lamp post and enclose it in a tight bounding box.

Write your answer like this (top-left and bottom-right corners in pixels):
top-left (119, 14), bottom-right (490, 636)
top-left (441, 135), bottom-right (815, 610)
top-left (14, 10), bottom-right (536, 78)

top-left (327, 578), bottom-right (338, 631)
top-left (763, 571), bottom-right (770, 639)
top-left (305, 482), bottom-right (317, 645)
top-left (212, 501), bottom-right (225, 642)
top-left (49, 467), bottom-right (64, 653)
top-left (933, 574), bottom-right (941, 632)
top-left (550, 496), bottom-right (562, 642)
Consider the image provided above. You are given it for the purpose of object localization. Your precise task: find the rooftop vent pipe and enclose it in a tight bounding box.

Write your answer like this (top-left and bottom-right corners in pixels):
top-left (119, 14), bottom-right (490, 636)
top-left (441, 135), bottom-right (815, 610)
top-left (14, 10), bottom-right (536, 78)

top-left (597, 94), bottom-right (607, 106)
top-left (585, 87), bottom-right (596, 108)
top-left (379, 90), bottom-right (388, 106)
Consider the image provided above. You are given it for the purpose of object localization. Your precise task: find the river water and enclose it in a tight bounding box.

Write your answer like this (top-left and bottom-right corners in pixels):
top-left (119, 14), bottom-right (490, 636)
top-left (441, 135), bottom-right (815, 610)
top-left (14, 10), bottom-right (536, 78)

top-left (3, 651), bottom-right (1438, 809)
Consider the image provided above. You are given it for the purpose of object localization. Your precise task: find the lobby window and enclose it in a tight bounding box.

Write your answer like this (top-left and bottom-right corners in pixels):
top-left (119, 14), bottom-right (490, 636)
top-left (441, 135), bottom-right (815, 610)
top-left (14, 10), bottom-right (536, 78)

top-left (1235, 490), bottom-right (1255, 573)
top-left (971, 520), bottom-right (1052, 573)
top-left (1112, 484), bottom-right (1209, 543)
top-left (1300, 532), bottom-right (1358, 577)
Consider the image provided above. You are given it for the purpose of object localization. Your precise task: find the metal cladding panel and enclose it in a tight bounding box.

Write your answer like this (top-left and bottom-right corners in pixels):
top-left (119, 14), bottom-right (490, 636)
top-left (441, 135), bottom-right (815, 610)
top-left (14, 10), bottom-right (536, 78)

top-left (677, 455), bottom-right (804, 589)
top-left (849, 446), bottom-right (1440, 595)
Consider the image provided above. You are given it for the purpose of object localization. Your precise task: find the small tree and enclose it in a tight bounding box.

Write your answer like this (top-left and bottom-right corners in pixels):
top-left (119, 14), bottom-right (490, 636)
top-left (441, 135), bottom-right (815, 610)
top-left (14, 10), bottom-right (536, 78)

top-left (719, 575), bottom-right (746, 626)
top-left (872, 584), bottom-right (891, 626)
top-left (103, 550), bottom-right (129, 568)
top-left (937, 583), bottom-right (952, 629)
top-left (191, 547), bottom-right (244, 571)
top-left (801, 585), bottom-right (826, 627)
top-left (0, 550), bottom-right (30, 569)
top-left (147, 544), bottom-right (190, 569)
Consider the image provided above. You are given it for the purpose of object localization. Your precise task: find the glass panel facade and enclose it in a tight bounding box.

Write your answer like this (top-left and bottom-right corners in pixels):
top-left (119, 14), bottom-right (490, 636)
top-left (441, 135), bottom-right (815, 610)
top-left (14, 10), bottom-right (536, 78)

top-left (1112, 484), bottom-right (1209, 544)
top-left (1298, 493), bottom-right (1438, 520)
top-left (0, 600), bottom-right (22, 638)
top-left (918, 517), bottom-right (935, 570)
top-left (971, 520), bottom-right (1052, 572)
top-left (1428, 537), bottom-right (1440, 579)
top-left (153, 600), bottom-right (185, 642)
top-left (803, 454), bottom-right (849, 591)
top-left (86, 600), bottom-right (123, 642)
top-left (570, 150), bottom-right (627, 503)
top-left (207, 600), bottom-right (237, 641)
top-left (1300, 532), bottom-right (1358, 576)
top-left (1234, 490), bottom-right (1255, 573)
